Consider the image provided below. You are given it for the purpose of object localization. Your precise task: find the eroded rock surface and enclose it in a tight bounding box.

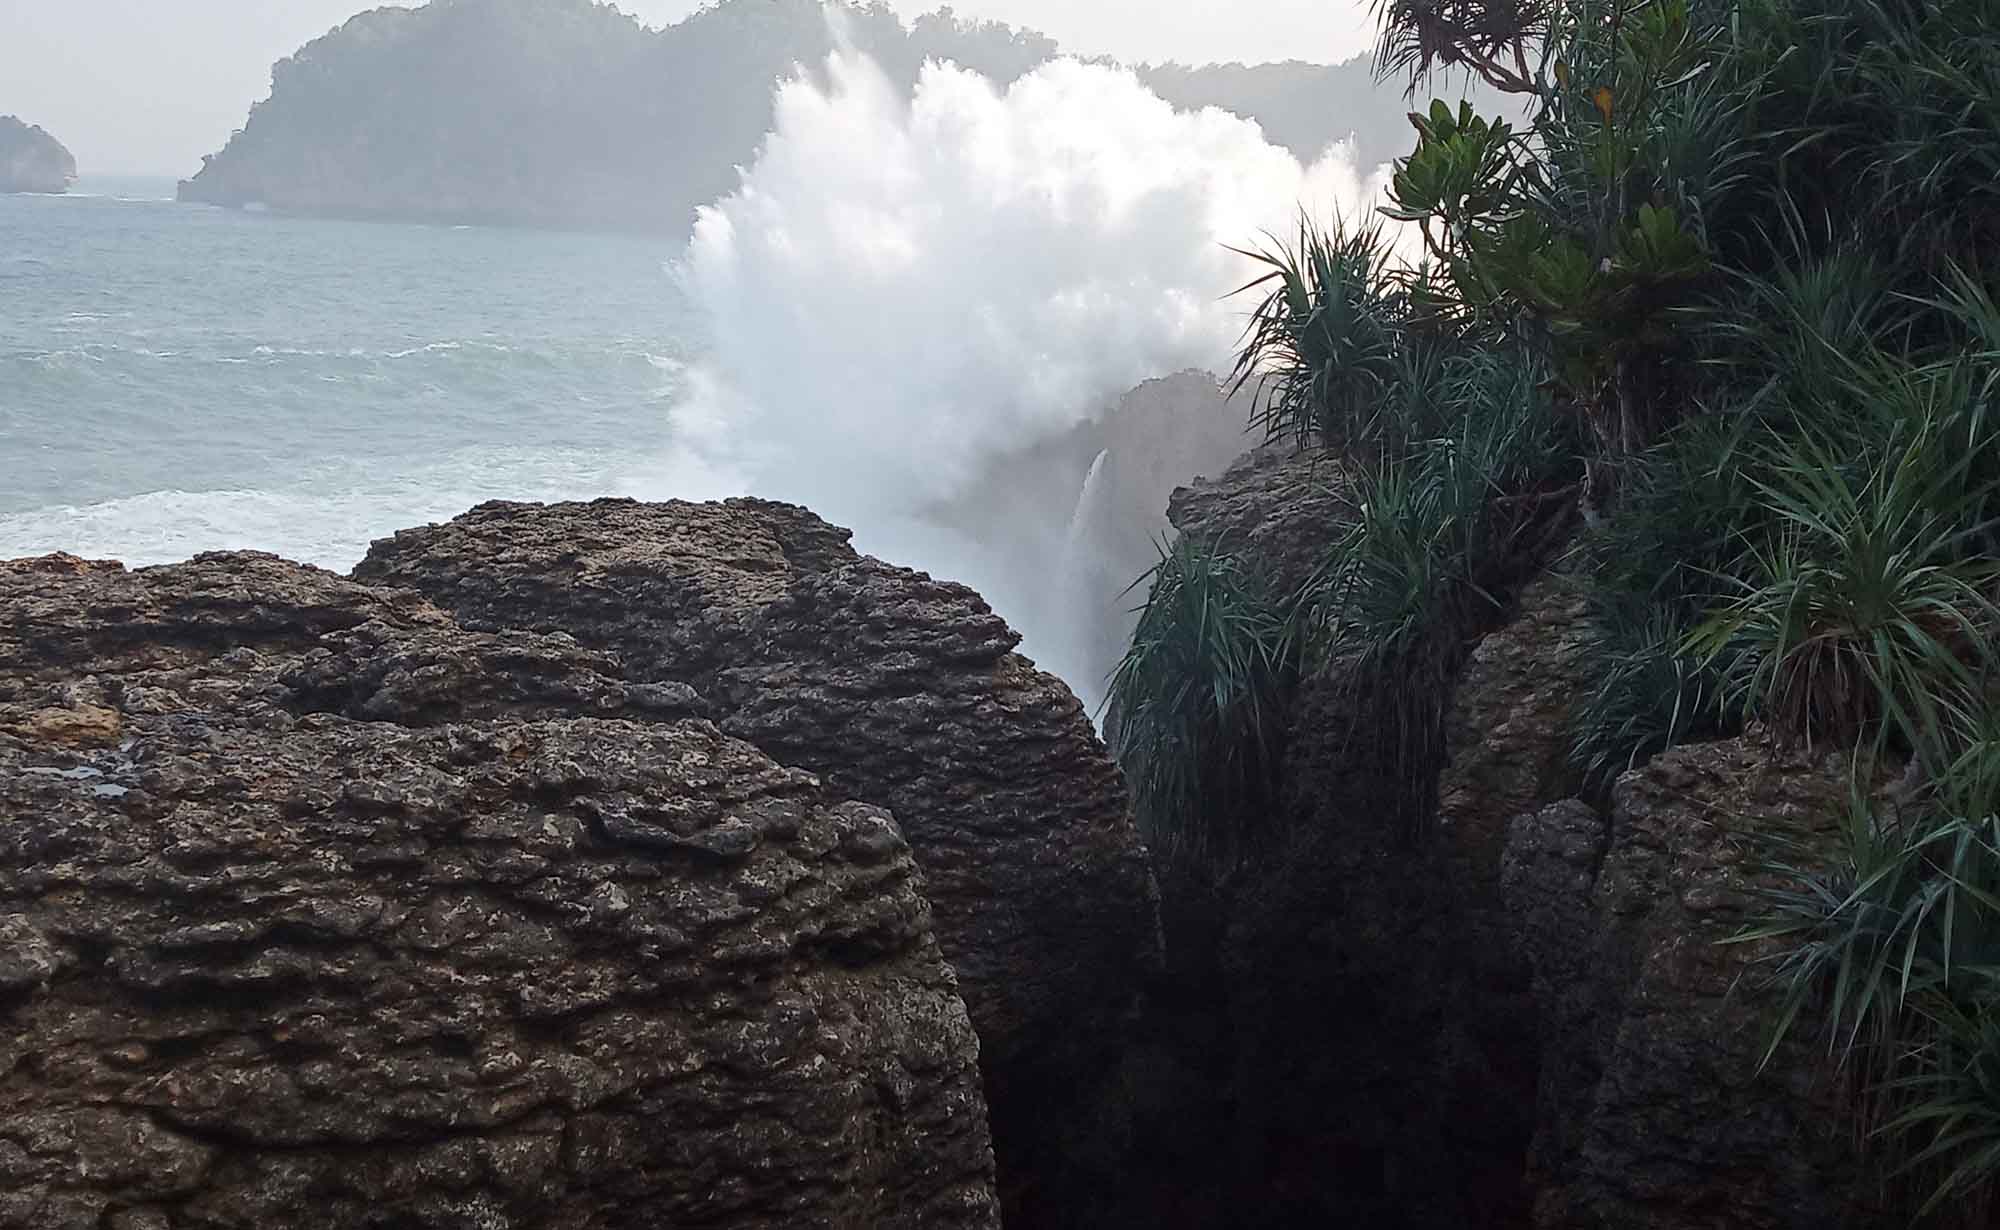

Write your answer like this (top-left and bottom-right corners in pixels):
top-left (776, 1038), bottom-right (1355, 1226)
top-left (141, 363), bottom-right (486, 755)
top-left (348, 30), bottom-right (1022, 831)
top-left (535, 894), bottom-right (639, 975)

top-left (1129, 478), bottom-right (1879, 1230)
top-left (1436, 573), bottom-right (1595, 889)
top-left (1441, 581), bottom-right (1879, 1229)
top-left (355, 497), bottom-right (1160, 1224)
top-left (1503, 736), bottom-right (1882, 1229)
top-left (1165, 442), bottom-right (1353, 594)
top-left (0, 551), bottom-right (998, 1229)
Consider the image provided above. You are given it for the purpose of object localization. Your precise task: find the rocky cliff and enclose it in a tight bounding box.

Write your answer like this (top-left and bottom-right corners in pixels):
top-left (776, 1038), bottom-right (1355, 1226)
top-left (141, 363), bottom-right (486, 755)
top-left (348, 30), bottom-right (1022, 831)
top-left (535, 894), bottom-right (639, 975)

top-left (939, 370), bottom-right (1251, 705)
top-left (0, 117), bottom-right (76, 194)
top-left (353, 496), bottom-right (1162, 1226)
top-left (0, 550), bottom-right (999, 1228)
top-left (1129, 441), bottom-right (1885, 1228)
top-left (1441, 571), bottom-right (1879, 1226)
top-left (1143, 444), bottom-right (1543, 1227)
top-left (1503, 737), bottom-right (1881, 1228)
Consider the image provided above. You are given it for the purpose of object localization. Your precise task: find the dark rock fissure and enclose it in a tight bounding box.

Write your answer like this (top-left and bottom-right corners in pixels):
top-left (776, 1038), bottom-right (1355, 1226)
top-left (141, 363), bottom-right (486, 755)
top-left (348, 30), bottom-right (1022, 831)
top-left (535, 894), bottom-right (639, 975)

top-left (1116, 444), bottom-right (1888, 1229)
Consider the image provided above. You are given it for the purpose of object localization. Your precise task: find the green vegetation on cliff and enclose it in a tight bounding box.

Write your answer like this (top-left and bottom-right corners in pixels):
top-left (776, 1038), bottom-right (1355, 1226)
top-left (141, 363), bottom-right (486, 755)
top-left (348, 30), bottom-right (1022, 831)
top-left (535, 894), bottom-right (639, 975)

top-left (0, 116), bottom-right (77, 194)
top-left (1112, 0), bottom-right (2000, 1214)
top-left (177, 0), bottom-right (1429, 231)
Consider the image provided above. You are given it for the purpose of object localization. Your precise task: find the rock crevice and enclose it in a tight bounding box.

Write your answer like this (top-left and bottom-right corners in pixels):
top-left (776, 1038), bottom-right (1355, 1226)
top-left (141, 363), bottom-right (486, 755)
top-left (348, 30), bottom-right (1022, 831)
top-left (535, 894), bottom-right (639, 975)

top-left (1131, 442), bottom-right (1885, 1227)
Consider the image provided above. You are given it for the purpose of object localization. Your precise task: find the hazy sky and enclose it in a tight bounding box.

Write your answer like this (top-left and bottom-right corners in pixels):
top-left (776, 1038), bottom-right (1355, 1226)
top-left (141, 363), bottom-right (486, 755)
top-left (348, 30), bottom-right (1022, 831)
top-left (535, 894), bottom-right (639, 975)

top-left (0, 0), bottom-right (1377, 177)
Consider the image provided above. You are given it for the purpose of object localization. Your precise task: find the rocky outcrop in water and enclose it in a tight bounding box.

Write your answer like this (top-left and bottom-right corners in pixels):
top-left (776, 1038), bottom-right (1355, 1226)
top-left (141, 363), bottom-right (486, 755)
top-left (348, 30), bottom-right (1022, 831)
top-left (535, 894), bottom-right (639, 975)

top-left (354, 496), bottom-right (1162, 1226)
top-left (0, 117), bottom-right (76, 194)
top-left (0, 551), bottom-right (999, 1228)
top-left (175, 0), bottom-right (1432, 231)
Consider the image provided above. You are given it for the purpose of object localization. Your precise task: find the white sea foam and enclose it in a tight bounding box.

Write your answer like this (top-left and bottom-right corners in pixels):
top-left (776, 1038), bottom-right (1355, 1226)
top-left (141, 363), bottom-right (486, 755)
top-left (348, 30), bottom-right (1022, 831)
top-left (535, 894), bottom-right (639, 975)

top-left (384, 341), bottom-right (465, 359)
top-left (0, 447), bottom-right (623, 572)
top-left (26, 347), bottom-right (107, 365)
top-left (647, 45), bottom-right (1400, 704)
top-left (2, 40), bottom-right (1407, 717)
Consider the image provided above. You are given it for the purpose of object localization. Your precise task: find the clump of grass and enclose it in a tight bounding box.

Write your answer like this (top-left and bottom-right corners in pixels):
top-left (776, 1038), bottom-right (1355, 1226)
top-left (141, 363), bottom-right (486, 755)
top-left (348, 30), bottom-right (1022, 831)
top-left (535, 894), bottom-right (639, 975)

top-left (1566, 603), bottom-right (1733, 791)
top-left (1715, 336), bottom-right (2000, 1220)
top-left (1108, 535), bottom-right (1299, 867)
top-left (1688, 400), bottom-right (2000, 761)
top-left (1114, 332), bottom-right (1581, 853)
top-left (1742, 760), bottom-right (2000, 1221)
top-left (1563, 411), bottom-right (1761, 781)
top-left (1292, 340), bottom-right (1581, 832)
top-left (1224, 219), bottom-right (1415, 452)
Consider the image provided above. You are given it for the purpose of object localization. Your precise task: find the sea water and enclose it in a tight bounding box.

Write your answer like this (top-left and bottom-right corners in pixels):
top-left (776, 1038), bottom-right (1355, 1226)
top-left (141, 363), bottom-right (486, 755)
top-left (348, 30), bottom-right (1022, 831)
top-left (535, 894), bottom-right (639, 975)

top-left (0, 184), bottom-right (696, 569)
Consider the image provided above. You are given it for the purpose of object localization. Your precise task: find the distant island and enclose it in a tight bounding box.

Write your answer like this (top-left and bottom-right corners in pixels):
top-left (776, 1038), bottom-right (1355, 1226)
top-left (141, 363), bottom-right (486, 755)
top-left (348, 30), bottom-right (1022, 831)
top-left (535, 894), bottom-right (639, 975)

top-left (0, 116), bottom-right (77, 194)
top-left (178, 0), bottom-right (1447, 233)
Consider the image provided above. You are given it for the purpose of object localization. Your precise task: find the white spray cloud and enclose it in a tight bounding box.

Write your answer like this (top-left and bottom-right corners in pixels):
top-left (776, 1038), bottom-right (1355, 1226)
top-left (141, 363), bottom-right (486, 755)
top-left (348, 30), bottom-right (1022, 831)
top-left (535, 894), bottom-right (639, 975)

top-left (638, 45), bottom-right (1401, 705)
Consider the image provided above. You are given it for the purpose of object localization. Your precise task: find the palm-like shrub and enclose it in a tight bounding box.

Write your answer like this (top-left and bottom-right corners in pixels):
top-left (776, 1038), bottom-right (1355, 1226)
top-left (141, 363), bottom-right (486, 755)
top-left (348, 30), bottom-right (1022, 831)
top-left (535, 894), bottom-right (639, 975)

top-left (1578, 408), bottom-right (1763, 618)
top-left (1379, 0), bottom-right (1760, 458)
top-left (1293, 341), bottom-right (1579, 830)
top-left (1716, 358), bottom-right (2000, 1212)
top-left (1290, 448), bottom-right (1495, 828)
top-left (1108, 536), bottom-right (1299, 865)
top-left (1113, 336), bottom-right (1577, 854)
top-left (1734, 0), bottom-right (2000, 286)
top-left (1698, 245), bottom-right (1914, 415)
top-left (1297, 354), bottom-right (1555, 662)
top-left (1567, 604), bottom-right (1732, 789)
top-left (1563, 409), bottom-right (1759, 783)
top-left (1891, 985), bottom-right (2000, 1220)
top-left (1370, 0), bottom-right (1551, 96)
top-left (1225, 220), bottom-right (1414, 451)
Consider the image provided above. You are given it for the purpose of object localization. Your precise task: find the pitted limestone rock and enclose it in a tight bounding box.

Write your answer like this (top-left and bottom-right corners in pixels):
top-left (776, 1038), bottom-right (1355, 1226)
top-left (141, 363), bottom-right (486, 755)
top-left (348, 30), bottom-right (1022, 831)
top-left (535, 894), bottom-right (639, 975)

top-left (356, 497), bottom-right (1162, 1224)
top-left (0, 551), bottom-right (999, 1230)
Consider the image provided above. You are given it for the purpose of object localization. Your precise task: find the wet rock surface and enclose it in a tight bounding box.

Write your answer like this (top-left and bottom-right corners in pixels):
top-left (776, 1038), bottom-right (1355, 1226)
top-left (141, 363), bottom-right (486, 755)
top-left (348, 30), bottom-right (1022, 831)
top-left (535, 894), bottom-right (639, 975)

top-left (1436, 573), bottom-right (1596, 906)
top-left (0, 551), bottom-right (998, 1229)
top-left (0, 484), bottom-right (1885, 1229)
top-left (355, 497), bottom-right (1162, 1225)
top-left (1504, 736), bottom-right (1883, 1229)
top-left (0, 116), bottom-right (76, 194)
